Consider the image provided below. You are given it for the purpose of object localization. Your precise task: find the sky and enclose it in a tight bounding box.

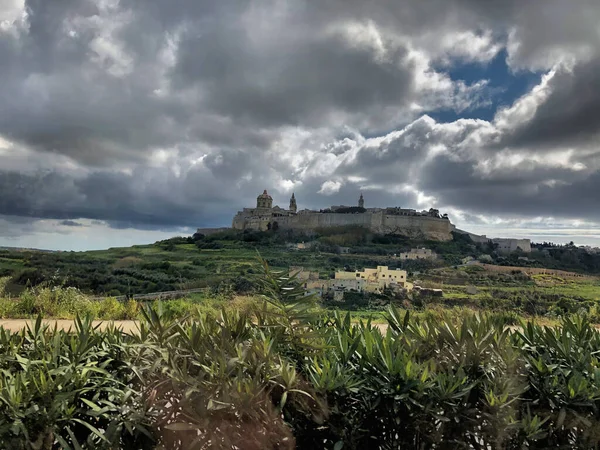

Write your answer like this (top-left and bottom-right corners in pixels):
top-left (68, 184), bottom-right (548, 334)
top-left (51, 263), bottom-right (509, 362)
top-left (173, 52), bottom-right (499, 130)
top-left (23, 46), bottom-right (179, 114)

top-left (2, 0), bottom-right (600, 251)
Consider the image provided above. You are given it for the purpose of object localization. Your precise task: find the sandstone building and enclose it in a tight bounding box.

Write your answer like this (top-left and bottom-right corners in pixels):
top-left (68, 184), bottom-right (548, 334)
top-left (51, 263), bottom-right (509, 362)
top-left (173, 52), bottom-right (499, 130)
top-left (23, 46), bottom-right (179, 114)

top-left (232, 190), bottom-right (455, 241)
top-left (333, 266), bottom-right (410, 292)
top-left (289, 265), bottom-right (411, 298)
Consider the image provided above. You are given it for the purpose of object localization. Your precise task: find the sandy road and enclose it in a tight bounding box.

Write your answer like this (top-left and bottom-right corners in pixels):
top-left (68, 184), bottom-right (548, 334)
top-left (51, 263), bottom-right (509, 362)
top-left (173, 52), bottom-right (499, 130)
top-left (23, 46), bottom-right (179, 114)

top-left (0, 320), bottom-right (534, 335)
top-left (0, 319), bottom-right (140, 333)
top-left (0, 319), bottom-right (389, 334)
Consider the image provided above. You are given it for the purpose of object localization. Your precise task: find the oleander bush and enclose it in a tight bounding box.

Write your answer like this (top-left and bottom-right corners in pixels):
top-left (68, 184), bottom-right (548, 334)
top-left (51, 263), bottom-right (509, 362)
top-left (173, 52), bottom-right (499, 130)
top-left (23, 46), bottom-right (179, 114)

top-left (2, 261), bottom-right (600, 448)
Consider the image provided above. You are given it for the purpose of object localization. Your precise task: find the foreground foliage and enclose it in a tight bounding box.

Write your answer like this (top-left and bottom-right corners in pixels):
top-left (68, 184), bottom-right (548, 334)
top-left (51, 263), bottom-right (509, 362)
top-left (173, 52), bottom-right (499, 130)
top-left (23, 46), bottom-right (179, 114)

top-left (2, 264), bottom-right (600, 448)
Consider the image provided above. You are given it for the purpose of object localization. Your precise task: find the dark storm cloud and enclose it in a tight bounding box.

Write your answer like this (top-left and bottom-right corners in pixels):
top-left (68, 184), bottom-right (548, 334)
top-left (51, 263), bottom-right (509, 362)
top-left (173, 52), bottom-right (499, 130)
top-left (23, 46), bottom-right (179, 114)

top-left (0, 156), bottom-right (284, 229)
top-left (0, 169), bottom-right (200, 228)
top-left (500, 61), bottom-right (600, 148)
top-left (172, 23), bottom-right (413, 128)
top-left (433, 175), bottom-right (600, 221)
top-left (417, 152), bottom-right (599, 219)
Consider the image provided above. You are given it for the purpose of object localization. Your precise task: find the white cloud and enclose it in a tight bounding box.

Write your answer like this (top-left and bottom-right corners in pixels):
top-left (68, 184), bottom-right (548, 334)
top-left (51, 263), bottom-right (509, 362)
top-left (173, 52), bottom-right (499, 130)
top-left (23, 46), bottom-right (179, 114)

top-left (318, 180), bottom-right (342, 195)
top-left (439, 30), bottom-right (502, 64)
top-left (494, 68), bottom-right (557, 132)
top-left (0, 0), bottom-right (25, 32)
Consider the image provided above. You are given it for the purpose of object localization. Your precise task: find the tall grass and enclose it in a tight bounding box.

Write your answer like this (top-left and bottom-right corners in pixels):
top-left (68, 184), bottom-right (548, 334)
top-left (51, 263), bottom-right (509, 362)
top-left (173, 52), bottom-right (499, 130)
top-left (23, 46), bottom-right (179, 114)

top-left (0, 286), bottom-right (139, 320)
top-left (0, 285), bottom-right (264, 320)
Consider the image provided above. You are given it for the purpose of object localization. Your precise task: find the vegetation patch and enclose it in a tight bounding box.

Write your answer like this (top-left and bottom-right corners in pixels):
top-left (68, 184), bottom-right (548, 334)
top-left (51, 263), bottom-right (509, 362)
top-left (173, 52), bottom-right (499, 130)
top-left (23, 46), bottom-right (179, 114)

top-left (2, 266), bottom-right (600, 448)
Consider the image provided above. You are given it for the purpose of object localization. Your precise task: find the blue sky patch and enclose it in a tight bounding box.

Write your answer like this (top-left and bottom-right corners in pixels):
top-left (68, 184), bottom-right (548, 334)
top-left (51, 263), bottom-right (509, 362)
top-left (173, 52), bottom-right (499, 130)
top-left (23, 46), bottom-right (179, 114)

top-left (430, 49), bottom-right (541, 123)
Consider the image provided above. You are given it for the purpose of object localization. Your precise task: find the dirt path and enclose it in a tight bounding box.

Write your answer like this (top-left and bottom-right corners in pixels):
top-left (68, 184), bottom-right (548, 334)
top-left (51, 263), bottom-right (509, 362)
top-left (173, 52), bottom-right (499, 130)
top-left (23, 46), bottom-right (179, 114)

top-left (0, 320), bottom-right (570, 335)
top-left (0, 319), bottom-right (384, 334)
top-left (0, 319), bottom-right (140, 333)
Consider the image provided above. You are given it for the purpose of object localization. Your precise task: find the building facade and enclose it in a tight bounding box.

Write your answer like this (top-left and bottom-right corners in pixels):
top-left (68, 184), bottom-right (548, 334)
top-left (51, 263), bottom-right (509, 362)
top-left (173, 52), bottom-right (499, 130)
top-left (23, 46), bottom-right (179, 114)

top-left (289, 265), bottom-right (411, 296)
top-left (333, 266), bottom-right (409, 292)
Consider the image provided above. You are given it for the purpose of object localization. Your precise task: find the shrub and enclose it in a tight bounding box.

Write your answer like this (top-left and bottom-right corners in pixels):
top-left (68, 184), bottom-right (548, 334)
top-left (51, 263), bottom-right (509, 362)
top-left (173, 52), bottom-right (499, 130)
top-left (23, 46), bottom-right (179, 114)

top-left (0, 277), bottom-right (9, 297)
top-left (97, 297), bottom-right (126, 320)
top-left (123, 298), bottom-right (139, 319)
top-left (0, 297), bottom-right (16, 318)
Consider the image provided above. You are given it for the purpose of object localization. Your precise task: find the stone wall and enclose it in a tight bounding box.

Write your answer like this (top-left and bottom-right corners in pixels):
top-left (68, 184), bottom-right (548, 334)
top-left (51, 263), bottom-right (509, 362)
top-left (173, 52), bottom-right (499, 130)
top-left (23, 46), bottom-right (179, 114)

top-left (275, 211), bottom-right (453, 241)
top-left (475, 263), bottom-right (592, 279)
top-left (379, 214), bottom-right (452, 240)
top-left (492, 238), bottom-right (532, 253)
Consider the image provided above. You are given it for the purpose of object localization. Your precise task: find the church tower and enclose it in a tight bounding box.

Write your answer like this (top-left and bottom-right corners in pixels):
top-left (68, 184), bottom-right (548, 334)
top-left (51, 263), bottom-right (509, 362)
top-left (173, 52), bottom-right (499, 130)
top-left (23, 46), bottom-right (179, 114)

top-left (289, 193), bottom-right (297, 213)
top-left (358, 193), bottom-right (364, 209)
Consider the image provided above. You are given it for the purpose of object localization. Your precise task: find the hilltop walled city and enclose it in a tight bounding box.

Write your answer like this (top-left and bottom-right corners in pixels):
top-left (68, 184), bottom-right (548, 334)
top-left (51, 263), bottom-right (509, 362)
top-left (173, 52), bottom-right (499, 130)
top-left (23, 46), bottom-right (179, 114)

top-left (228, 189), bottom-right (532, 252)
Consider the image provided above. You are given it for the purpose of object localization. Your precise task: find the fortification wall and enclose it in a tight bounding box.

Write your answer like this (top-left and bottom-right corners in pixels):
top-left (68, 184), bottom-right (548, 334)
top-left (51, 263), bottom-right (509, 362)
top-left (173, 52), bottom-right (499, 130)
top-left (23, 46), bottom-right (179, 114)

top-left (380, 214), bottom-right (452, 240)
top-left (277, 211), bottom-right (453, 240)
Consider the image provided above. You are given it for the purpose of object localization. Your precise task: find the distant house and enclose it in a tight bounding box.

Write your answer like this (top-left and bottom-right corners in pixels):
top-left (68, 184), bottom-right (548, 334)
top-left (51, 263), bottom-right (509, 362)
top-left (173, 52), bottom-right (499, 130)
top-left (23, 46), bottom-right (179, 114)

top-left (290, 265), bottom-right (414, 301)
top-left (333, 266), bottom-right (410, 293)
top-left (397, 248), bottom-right (437, 260)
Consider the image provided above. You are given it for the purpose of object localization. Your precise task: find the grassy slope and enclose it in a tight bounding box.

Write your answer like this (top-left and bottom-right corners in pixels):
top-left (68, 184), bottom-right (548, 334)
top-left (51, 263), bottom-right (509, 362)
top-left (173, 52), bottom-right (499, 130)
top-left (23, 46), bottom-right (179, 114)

top-left (2, 230), bottom-right (600, 324)
top-left (0, 238), bottom-right (420, 296)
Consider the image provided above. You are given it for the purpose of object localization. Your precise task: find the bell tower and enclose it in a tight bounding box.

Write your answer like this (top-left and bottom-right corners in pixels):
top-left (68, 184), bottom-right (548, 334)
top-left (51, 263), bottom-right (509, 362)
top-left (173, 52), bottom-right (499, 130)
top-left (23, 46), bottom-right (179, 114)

top-left (358, 193), bottom-right (364, 209)
top-left (289, 193), bottom-right (297, 213)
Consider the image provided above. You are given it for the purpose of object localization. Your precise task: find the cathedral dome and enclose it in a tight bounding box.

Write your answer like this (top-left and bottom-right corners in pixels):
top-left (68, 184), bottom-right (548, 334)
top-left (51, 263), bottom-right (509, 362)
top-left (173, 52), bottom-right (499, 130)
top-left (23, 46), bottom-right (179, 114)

top-left (257, 189), bottom-right (272, 200)
top-left (256, 189), bottom-right (273, 209)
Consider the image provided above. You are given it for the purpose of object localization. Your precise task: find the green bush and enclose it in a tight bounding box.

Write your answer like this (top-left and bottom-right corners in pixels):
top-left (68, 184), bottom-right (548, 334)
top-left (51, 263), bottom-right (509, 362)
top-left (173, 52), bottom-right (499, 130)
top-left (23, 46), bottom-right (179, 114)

top-left (0, 297), bottom-right (16, 318)
top-left (97, 297), bottom-right (125, 320)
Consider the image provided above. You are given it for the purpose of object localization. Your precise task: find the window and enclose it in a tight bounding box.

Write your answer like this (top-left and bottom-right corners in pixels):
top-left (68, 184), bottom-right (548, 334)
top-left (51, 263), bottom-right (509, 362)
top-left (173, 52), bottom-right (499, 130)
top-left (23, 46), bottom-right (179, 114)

top-left (356, 273), bottom-right (360, 277)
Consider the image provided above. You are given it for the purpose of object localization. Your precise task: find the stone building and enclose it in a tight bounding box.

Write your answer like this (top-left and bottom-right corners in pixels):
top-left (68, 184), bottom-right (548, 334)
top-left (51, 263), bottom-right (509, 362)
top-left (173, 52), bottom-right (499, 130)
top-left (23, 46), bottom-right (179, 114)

top-left (289, 267), bottom-right (327, 296)
top-left (288, 264), bottom-right (413, 299)
top-left (397, 248), bottom-right (437, 260)
top-left (333, 266), bottom-right (410, 293)
top-left (232, 189), bottom-right (454, 240)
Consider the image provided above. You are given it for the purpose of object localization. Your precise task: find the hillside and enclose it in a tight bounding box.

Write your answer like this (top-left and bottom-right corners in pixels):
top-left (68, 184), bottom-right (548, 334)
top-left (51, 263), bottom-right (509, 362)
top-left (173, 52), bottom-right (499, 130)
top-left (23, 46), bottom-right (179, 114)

top-left (1, 227), bottom-right (600, 297)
